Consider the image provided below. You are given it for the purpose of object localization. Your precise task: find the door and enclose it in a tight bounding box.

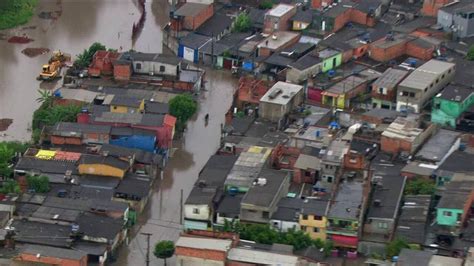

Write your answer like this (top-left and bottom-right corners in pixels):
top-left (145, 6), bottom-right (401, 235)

top-left (223, 58), bottom-right (233, 69)
top-left (183, 46), bottom-right (194, 62)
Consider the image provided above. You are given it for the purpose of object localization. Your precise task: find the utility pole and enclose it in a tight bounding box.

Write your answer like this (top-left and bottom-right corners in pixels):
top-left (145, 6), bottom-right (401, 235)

top-left (180, 189), bottom-right (184, 225)
top-left (211, 33), bottom-right (215, 68)
top-left (141, 232), bottom-right (152, 266)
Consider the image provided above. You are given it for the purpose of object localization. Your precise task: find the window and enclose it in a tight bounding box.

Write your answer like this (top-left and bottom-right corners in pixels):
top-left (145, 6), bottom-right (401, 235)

top-left (378, 222), bottom-right (388, 229)
top-left (402, 91), bottom-right (409, 96)
top-left (434, 102), bottom-right (441, 109)
top-left (448, 68), bottom-right (452, 74)
top-left (262, 211), bottom-right (270, 219)
top-left (314, 215), bottom-right (322, 221)
top-left (193, 208), bottom-right (199, 214)
top-left (274, 22), bottom-right (278, 30)
top-left (302, 214), bottom-right (308, 220)
top-left (301, 226), bottom-right (307, 231)
top-left (113, 106), bottom-right (118, 110)
top-left (327, 176), bottom-right (333, 183)
top-left (424, 88), bottom-right (427, 92)
top-left (313, 227), bottom-right (320, 233)
top-left (160, 65), bottom-right (166, 72)
top-left (409, 92), bottom-right (415, 97)
top-left (442, 74), bottom-right (445, 79)
top-left (443, 211), bottom-right (452, 217)
top-left (136, 63), bottom-right (142, 70)
top-left (378, 87), bottom-right (384, 94)
top-left (436, 78), bottom-right (440, 83)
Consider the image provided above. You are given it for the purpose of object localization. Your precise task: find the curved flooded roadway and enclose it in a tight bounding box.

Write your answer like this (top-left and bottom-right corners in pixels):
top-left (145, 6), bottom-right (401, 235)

top-left (114, 69), bottom-right (237, 266)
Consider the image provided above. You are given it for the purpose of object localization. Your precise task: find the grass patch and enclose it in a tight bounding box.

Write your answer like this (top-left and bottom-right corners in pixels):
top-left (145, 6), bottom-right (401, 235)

top-left (0, 0), bottom-right (38, 30)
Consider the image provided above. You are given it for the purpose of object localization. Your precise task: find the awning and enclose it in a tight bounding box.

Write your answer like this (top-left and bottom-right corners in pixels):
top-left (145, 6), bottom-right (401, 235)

top-left (332, 235), bottom-right (358, 247)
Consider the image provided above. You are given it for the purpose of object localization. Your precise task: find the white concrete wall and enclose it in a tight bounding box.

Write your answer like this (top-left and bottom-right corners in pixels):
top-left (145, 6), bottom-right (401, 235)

top-left (184, 204), bottom-right (210, 221)
top-left (270, 219), bottom-right (300, 232)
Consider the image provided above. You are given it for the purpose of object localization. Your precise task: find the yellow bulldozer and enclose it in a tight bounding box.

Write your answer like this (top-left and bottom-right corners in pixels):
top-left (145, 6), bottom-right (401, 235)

top-left (37, 51), bottom-right (71, 81)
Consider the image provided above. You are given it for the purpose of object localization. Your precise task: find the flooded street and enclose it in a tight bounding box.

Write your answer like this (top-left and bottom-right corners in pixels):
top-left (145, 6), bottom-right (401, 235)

top-left (115, 70), bottom-right (236, 265)
top-left (0, 0), bottom-right (237, 265)
top-left (0, 0), bottom-right (167, 141)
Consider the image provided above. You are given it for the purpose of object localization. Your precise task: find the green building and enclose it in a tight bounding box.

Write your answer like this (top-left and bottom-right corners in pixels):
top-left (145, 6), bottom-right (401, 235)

top-left (431, 85), bottom-right (474, 128)
top-left (435, 181), bottom-right (473, 232)
top-left (319, 48), bottom-right (342, 73)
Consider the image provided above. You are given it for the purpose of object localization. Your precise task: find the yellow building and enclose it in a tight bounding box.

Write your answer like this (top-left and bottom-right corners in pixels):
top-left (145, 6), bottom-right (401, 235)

top-left (299, 199), bottom-right (330, 241)
top-left (110, 95), bottom-right (145, 114)
top-left (78, 155), bottom-right (130, 179)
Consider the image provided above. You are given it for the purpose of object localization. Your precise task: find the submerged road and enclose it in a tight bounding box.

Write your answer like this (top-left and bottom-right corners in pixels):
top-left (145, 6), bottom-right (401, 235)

top-left (0, 0), bottom-right (237, 265)
top-left (114, 70), bottom-right (236, 266)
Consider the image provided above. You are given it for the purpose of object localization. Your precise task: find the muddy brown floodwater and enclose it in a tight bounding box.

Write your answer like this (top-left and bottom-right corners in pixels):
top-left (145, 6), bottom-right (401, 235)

top-left (0, 0), bottom-right (237, 265)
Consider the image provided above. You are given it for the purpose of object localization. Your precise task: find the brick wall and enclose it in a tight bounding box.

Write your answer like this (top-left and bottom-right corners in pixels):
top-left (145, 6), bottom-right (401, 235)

top-left (343, 152), bottom-right (366, 170)
top-left (422, 0), bottom-right (453, 16)
top-left (462, 189), bottom-right (474, 224)
top-left (350, 9), bottom-right (369, 26)
top-left (369, 39), bottom-right (408, 62)
top-left (114, 64), bottom-right (132, 81)
top-left (183, 4), bottom-right (214, 30)
top-left (311, 0), bottom-right (334, 9)
top-left (51, 136), bottom-right (82, 145)
top-left (175, 246), bottom-right (227, 261)
top-left (406, 40), bottom-right (435, 61)
top-left (16, 253), bottom-right (87, 266)
top-left (333, 8), bottom-right (352, 33)
top-left (381, 136), bottom-right (412, 154)
top-left (264, 6), bottom-right (296, 33)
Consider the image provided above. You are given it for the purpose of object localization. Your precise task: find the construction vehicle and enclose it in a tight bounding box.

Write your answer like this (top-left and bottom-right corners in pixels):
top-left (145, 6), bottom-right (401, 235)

top-left (37, 51), bottom-right (71, 81)
top-left (37, 61), bottom-right (62, 80)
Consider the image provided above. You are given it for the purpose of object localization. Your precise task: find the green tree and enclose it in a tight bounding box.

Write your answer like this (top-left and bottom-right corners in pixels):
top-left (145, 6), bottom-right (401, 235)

top-left (259, 0), bottom-right (273, 9)
top-left (154, 240), bottom-right (175, 266)
top-left (404, 178), bottom-right (436, 195)
top-left (386, 239), bottom-right (409, 259)
top-left (233, 13), bottom-right (252, 32)
top-left (0, 0), bottom-right (38, 30)
top-left (0, 142), bottom-right (28, 178)
top-left (26, 175), bottom-right (50, 193)
top-left (74, 42), bottom-right (107, 68)
top-left (468, 45), bottom-right (474, 61)
top-left (323, 240), bottom-right (334, 256)
top-left (0, 179), bottom-right (20, 194)
top-left (32, 104), bottom-right (82, 131)
top-left (36, 89), bottom-right (53, 107)
top-left (169, 94), bottom-right (197, 133)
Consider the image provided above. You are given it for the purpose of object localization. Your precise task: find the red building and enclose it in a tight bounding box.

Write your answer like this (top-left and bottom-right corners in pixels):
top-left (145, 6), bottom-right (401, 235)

top-left (263, 4), bottom-right (297, 34)
top-left (88, 50), bottom-right (120, 77)
top-left (311, 0), bottom-right (334, 9)
top-left (368, 34), bottom-right (438, 62)
top-left (422, 0), bottom-right (454, 16)
top-left (172, 3), bottom-right (214, 31)
top-left (113, 61), bottom-right (132, 81)
top-left (236, 76), bottom-right (275, 109)
top-left (15, 245), bottom-right (88, 266)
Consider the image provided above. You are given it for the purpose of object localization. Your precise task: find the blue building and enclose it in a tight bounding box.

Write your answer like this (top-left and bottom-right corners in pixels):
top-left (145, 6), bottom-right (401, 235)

top-left (110, 127), bottom-right (157, 153)
top-left (178, 33), bottom-right (211, 63)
